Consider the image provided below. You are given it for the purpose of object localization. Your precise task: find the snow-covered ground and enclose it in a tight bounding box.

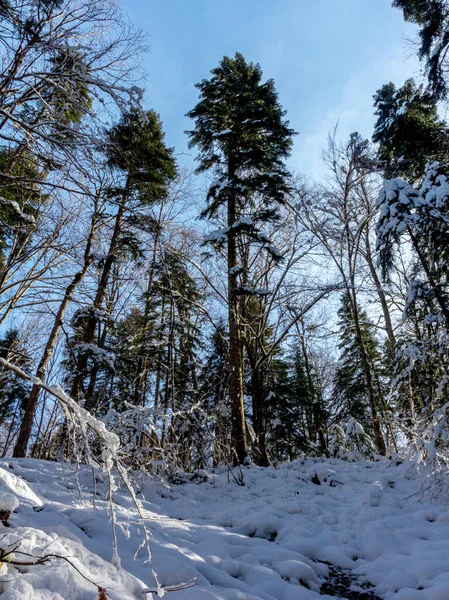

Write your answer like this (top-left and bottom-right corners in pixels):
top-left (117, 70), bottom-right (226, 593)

top-left (0, 457), bottom-right (448, 599)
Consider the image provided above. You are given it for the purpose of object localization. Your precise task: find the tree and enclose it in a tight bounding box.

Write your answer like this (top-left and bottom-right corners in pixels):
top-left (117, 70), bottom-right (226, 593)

top-left (69, 109), bottom-right (177, 410)
top-left (262, 349), bottom-right (323, 462)
top-left (199, 322), bottom-right (230, 466)
top-left (299, 132), bottom-right (388, 454)
top-left (0, 0), bottom-right (148, 336)
top-left (332, 294), bottom-right (387, 435)
top-left (392, 0), bottom-right (449, 98)
top-left (186, 52), bottom-right (295, 464)
top-left (13, 186), bottom-right (103, 457)
top-left (376, 161), bottom-right (449, 415)
top-left (0, 0), bottom-right (146, 169)
top-left (373, 78), bottom-right (449, 181)
top-left (0, 329), bottom-right (32, 455)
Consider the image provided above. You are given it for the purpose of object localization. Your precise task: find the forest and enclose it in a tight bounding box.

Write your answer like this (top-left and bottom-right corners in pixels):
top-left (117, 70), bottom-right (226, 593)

top-left (2, 1), bottom-right (449, 598)
top-left (0, 0), bottom-right (449, 485)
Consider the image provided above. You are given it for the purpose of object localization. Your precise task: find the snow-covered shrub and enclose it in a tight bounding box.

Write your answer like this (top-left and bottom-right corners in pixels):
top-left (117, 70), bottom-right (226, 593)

top-left (345, 418), bottom-right (377, 459)
top-left (102, 405), bottom-right (157, 472)
top-left (410, 402), bottom-right (449, 501)
top-left (328, 419), bottom-right (376, 461)
top-left (328, 424), bottom-right (346, 458)
top-left (102, 400), bottom-right (216, 475)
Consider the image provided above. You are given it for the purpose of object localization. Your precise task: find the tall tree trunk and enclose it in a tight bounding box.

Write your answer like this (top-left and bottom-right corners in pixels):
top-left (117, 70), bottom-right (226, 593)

top-left (70, 196), bottom-right (127, 402)
top-left (13, 215), bottom-right (97, 457)
top-left (364, 233), bottom-right (396, 356)
top-left (348, 285), bottom-right (386, 456)
top-left (228, 192), bottom-right (247, 465)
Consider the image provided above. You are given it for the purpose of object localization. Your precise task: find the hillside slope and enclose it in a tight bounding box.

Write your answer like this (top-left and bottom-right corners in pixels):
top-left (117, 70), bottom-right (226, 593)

top-left (0, 457), bottom-right (447, 599)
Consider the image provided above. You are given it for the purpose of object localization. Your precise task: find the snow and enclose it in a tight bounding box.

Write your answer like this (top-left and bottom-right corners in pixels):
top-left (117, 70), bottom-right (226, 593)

top-left (0, 491), bottom-right (18, 512)
top-left (238, 285), bottom-right (271, 296)
top-left (204, 218), bottom-right (254, 244)
top-left (267, 245), bottom-right (283, 259)
top-left (229, 266), bottom-right (242, 275)
top-left (204, 228), bottom-right (228, 243)
top-left (0, 458), bottom-right (447, 599)
top-left (0, 196), bottom-right (35, 224)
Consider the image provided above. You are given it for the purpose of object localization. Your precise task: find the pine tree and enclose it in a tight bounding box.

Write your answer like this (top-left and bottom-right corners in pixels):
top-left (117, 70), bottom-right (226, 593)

top-left (186, 52), bottom-right (295, 464)
top-left (0, 330), bottom-right (32, 455)
top-left (373, 78), bottom-right (449, 181)
top-left (199, 322), bottom-right (230, 466)
top-left (69, 109), bottom-right (177, 409)
top-left (262, 355), bottom-right (315, 461)
top-left (332, 294), bottom-right (387, 437)
top-left (392, 1), bottom-right (449, 98)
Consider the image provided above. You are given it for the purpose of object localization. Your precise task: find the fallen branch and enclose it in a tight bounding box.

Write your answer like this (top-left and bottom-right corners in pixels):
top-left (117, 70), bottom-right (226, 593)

top-left (142, 578), bottom-right (197, 595)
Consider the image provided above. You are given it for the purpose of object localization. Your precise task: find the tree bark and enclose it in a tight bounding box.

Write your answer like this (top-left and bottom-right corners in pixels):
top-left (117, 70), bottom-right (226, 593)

top-left (250, 367), bottom-right (269, 466)
top-left (70, 197), bottom-right (126, 403)
top-left (228, 187), bottom-right (247, 465)
top-left (364, 233), bottom-right (396, 356)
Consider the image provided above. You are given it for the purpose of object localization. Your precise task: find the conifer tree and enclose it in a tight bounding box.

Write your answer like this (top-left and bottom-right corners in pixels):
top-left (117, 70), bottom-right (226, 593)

top-left (0, 148), bottom-right (45, 291)
top-left (292, 348), bottom-right (320, 444)
top-left (199, 322), bottom-right (230, 466)
top-left (332, 294), bottom-right (387, 437)
top-left (0, 330), bottom-right (31, 454)
top-left (392, 1), bottom-right (449, 98)
top-left (373, 78), bottom-right (449, 181)
top-left (186, 52), bottom-right (295, 464)
top-left (69, 109), bottom-right (177, 410)
top-left (377, 162), bottom-right (449, 413)
top-left (263, 355), bottom-right (314, 461)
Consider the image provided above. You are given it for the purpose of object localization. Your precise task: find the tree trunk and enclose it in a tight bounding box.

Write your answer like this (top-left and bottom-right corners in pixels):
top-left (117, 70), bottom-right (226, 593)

top-left (228, 192), bottom-right (247, 465)
top-left (70, 197), bottom-right (126, 402)
top-left (250, 368), bottom-right (270, 466)
top-left (348, 286), bottom-right (386, 456)
top-left (13, 222), bottom-right (96, 457)
top-left (364, 234), bottom-right (396, 356)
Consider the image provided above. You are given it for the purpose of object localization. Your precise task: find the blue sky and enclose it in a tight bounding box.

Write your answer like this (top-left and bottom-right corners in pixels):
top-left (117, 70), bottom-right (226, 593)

top-left (123, 0), bottom-right (421, 178)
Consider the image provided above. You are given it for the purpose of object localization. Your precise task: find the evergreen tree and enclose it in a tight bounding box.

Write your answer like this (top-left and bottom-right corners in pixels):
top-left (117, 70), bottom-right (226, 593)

top-left (0, 330), bottom-right (32, 455)
top-left (332, 294), bottom-right (387, 436)
top-left (373, 78), bottom-right (449, 181)
top-left (0, 148), bottom-right (45, 284)
top-left (69, 109), bottom-right (177, 409)
top-left (292, 350), bottom-right (314, 433)
top-left (199, 322), bottom-right (230, 466)
top-left (392, 1), bottom-right (449, 98)
top-left (262, 354), bottom-right (317, 461)
top-left (186, 52), bottom-right (295, 464)
top-left (377, 162), bottom-right (449, 413)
